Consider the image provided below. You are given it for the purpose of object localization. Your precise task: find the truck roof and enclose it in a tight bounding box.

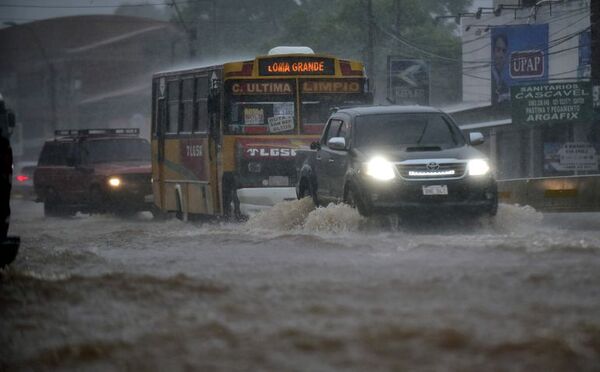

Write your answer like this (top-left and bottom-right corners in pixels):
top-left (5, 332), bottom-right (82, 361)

top-left (48, 128), bottom-right (142, 142)
top-left (335, 105), bottom-right (444, 117)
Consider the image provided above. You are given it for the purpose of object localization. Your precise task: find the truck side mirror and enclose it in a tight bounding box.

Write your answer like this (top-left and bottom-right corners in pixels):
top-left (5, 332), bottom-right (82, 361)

top-left (327, 137), bottom-right (347, 151)
top-left (469, 132), bottom-right (484, 146)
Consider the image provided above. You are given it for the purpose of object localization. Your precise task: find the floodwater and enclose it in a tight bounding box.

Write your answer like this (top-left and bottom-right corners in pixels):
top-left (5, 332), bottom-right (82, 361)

top-left (2, 198), bottom-right (600, 371)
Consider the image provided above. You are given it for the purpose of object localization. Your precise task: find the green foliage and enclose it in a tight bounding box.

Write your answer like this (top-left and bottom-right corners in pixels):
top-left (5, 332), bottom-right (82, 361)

top-left (176, 0), bottom-right (470, 60)
top-left (176, 0), bottom-right (472, 102)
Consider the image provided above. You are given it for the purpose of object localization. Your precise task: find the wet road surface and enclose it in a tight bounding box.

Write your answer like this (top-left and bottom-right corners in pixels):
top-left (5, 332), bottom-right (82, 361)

top-left (2, 198), bottom-right (600, 371)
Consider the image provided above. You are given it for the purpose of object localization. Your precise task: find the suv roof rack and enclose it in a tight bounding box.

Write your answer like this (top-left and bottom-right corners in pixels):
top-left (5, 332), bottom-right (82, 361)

top-left (54, 128), bottom-right (140, 137)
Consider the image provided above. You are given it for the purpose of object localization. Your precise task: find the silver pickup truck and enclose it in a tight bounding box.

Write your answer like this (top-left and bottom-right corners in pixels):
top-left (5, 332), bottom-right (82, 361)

top-left (294, 105), bottom-right (498, 217)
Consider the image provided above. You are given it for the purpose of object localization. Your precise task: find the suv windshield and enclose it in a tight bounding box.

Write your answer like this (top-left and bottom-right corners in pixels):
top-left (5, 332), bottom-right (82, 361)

top-left (354, 113), bottom-right (465, 149)
top-left (82, 139), bottom-right (150, 164)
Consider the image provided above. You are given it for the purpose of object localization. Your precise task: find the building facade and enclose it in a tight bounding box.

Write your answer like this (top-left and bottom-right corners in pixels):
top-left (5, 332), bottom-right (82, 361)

top-left (0, 15), bottom-right (189, 160)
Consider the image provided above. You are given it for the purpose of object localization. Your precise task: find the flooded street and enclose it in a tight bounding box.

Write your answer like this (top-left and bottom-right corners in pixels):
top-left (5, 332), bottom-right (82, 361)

top-left (2, 198), bottom-right (600, 371)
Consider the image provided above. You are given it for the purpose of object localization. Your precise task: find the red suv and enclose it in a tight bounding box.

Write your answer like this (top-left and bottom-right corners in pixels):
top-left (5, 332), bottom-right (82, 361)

top-left (34, 129), bottom-right (152, 216)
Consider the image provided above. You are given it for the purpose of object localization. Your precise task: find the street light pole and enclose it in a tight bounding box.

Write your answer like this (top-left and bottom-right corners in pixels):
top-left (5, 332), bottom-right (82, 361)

top-left (592, 0), bottom-right (600, 113)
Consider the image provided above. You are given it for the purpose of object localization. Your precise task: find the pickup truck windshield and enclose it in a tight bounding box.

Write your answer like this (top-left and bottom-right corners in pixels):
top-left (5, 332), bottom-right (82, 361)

top-left (82, 139), bottom-right (151, 164)
top-left (354, 113), bottom-right (465, 149)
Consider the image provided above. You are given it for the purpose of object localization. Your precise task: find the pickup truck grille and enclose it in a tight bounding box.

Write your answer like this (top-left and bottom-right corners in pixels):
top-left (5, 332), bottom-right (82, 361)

top-left (396, 162), bottom-right (466, 180)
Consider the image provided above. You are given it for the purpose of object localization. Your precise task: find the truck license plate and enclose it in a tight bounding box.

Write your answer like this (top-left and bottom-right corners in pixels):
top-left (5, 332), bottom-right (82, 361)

top-left (422, 185), bottom-right (448, 195)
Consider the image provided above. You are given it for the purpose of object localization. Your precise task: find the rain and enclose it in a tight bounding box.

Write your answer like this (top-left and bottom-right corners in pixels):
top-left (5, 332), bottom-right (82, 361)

top-left (1, 0), bottom-right (600, 370)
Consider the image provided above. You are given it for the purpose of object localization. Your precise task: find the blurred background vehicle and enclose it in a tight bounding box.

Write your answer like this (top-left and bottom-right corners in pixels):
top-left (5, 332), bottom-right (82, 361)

top-left (34, 128), bottom-right (153, 217)
top-left (12, 160), bottom-right (36, 200)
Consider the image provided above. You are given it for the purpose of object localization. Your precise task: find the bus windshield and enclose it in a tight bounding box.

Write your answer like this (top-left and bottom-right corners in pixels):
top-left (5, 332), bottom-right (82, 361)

top-left (301, 94), bottom-right (368, 134)
top-left (226, 99), bottom-right (295, 135)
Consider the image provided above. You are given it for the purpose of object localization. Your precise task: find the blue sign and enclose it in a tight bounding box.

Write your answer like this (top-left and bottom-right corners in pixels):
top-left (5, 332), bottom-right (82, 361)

top-left (577, 30), bottom-right (591, 79)
top-left (491, 24), bottom-right (549, 106)
top-left (387, 58), bottom-right (430, 105)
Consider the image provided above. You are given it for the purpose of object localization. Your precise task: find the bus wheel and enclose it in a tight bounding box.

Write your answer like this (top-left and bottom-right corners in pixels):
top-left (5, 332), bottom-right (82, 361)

top-left (175, 192), bottom-right (184, 221)
top-left (150, 205), bottom-right (168, 220)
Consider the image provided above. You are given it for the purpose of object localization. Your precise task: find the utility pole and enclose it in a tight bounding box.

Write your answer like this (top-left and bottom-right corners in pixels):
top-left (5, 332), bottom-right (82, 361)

top-left (366, 0), bottom-right (375, 93)
top-left (171, 0), bottom-right (196, 59)
top-left (211, 0), bottom-right (217, 56)
top-left (592, 0), bottom-right (600, 112)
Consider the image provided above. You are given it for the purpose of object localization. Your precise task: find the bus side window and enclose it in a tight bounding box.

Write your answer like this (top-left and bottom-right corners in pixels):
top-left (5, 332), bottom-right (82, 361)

top-left (157, 99), bottom-right (166, 136)
top-left (194, 76), bottom-right (209, 133)
top-left (181, 78), bottom-right (194, 133)
top-left (167, 80), bottom-right (180, 134)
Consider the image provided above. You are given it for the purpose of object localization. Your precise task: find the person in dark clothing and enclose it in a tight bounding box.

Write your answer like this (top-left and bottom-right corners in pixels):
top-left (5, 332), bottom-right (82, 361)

top-left (0, 133), bottom-right (12, 240)
top-left (491, 33), bottom-right (510, 105)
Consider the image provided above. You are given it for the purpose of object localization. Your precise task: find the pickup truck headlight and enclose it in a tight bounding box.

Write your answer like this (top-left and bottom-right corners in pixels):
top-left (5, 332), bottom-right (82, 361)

top-left (365, 156), bottom-right (396, 181)
top-left (467, 159), bottom-right (490, 176)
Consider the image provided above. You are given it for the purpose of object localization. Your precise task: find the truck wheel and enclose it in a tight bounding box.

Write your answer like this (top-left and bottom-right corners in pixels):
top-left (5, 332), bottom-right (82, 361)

top-left (89, 186), bottom-right (106, 214)
top-left (345, 184), bottom-right (371, 217)
top-left (43, 188), bottom-right (73, 217)
top-left (489, 195), bottom-right (498, 216)
top-left (298, 178), bottom-right (319, 207)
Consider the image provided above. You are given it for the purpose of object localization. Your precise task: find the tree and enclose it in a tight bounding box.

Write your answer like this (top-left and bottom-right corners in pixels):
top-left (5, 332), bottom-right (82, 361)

top-left (176, 0), bottom-right (472, 103)
top-left (114, 2), bottom-right (170, 21)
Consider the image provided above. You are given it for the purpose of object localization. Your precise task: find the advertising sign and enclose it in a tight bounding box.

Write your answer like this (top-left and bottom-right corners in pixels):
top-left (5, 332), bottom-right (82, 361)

top-left (301, 79), bottom-right (363, 94)
top-left (491, 24), bottom-right (549, 106)
top-left (227, 80), bottom-right (294, 95)
top-left (236, 138), bottom-right (314, 160)
top-left (387, 58), bottom-right (430, 105)
top-left (510, 82), bottom-right (593, 125)
top-left (544, 142), bottom-right (598, 172)
top-left (268, 115), bottom-right (294, 133)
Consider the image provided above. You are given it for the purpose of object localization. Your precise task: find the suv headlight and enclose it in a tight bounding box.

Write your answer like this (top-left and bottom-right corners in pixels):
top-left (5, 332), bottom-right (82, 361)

top-left (467, 159), bottom-right (490, 176)
top-left (365, 156), bottom-right (396, 181)
top-left (108, 176), bottom-right (122, 187)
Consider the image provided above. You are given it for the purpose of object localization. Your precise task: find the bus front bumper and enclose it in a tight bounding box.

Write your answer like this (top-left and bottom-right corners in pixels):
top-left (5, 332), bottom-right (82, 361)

top-left (236, 187), bottom-right (297, 215)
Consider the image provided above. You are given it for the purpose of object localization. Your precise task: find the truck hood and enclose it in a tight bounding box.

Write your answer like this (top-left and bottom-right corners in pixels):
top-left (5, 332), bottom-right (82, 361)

top-left (354, 145), bottom-right (487, 162)
top-left (92, 161), bottom-right (151, 176)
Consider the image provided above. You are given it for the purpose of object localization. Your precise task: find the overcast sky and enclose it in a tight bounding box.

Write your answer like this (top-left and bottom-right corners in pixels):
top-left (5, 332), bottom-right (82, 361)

top-left (0, 0), bottom-right (170, 25)
top-left (1, 0), bottom-right (493, 26)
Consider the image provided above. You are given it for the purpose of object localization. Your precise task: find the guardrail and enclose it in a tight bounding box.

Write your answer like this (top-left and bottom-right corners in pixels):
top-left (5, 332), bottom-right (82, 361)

top-left (498, 175), bottom-right (600, 212)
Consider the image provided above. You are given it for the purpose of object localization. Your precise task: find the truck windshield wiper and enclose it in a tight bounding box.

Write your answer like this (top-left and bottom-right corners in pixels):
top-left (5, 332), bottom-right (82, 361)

top-left (415, 123), bottom-right (429, 145)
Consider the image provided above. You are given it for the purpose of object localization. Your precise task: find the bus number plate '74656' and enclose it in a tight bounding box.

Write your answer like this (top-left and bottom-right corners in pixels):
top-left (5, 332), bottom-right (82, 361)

top-left (186, 144), bottom-right (203, 157)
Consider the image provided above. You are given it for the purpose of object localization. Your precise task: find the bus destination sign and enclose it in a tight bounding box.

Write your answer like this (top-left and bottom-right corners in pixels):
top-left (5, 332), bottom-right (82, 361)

top-left (259, 56), bottom-right (335, 76)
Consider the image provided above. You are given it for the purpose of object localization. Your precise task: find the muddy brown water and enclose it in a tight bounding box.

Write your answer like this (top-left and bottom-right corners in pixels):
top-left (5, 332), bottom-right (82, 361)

top-left (2, 198), bottom-right (600, 371)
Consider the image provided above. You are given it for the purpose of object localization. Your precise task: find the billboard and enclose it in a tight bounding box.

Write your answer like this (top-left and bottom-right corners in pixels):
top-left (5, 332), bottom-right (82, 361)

top-left (387, 58), bottom-right (430, 105)
top-left (544, 142), bottom-right (598, 173)
top-left (511, 82), bottom-right (593, 125)
top-left (491, 24), bottom-right (549, 106)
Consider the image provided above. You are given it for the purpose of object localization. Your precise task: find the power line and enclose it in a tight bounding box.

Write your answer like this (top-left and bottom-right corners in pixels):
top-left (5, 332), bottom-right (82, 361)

top-left (0, 0), bottom-right (209, 9)
top-left (462, 10), bottom-right (590, 55)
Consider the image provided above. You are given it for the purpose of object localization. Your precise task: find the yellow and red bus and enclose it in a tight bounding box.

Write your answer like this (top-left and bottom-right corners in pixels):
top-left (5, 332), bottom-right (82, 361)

top-left (151, 47), bottom-right (371, 219)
